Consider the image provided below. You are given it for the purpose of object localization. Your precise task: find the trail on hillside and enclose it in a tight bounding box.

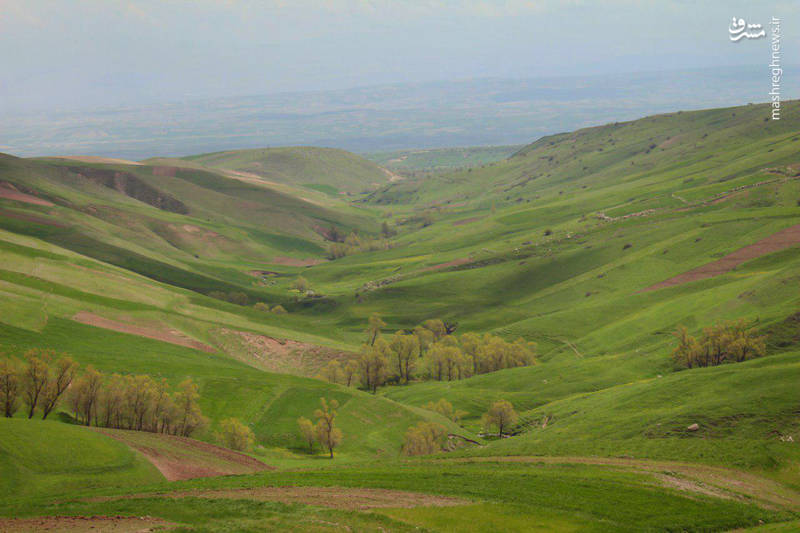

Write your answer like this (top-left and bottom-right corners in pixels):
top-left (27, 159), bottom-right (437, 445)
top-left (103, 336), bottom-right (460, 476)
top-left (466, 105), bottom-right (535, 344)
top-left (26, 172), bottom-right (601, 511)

top-left (446, 456), bottom-right (800, 511)
top-left (642, 223), bottom-right (800, 292)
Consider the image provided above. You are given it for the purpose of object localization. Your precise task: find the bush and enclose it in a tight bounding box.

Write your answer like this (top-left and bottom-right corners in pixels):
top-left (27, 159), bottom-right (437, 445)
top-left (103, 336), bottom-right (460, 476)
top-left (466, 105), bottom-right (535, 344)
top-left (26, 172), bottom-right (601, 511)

top-left (216, 418), bottom-right (255, 452)
top-left (402, 421), bottom-right (447, 456)
top-left (271, 305), bottom-right (288, 314)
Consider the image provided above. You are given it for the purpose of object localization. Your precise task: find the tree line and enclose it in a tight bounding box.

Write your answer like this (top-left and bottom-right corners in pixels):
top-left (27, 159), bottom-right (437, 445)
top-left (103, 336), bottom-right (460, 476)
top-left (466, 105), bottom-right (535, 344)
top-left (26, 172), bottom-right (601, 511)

top-left (321, 315), bottom-right (536, 392)
top-left (672, 319), bottom-right (766, 369)
top-left (0, 348), bottom-right (206, 437)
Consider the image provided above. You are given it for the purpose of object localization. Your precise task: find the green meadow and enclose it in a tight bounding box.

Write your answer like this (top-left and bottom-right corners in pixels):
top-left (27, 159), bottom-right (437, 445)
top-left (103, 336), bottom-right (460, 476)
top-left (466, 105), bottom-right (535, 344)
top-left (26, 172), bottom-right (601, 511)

top-left (0, 100), bottom-right (799, 531)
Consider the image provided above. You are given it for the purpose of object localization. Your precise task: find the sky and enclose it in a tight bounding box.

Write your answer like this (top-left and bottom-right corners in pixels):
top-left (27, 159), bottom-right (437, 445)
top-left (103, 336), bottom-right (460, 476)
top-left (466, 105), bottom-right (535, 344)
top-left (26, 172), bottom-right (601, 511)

top-left (0, 0), bottom-right (797, 113)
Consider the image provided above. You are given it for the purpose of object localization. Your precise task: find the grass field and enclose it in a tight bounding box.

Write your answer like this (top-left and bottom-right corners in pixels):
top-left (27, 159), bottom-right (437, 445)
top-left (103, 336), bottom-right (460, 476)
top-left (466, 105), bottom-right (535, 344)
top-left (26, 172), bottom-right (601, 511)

top-left (0, 100), bottom-right (799, 531)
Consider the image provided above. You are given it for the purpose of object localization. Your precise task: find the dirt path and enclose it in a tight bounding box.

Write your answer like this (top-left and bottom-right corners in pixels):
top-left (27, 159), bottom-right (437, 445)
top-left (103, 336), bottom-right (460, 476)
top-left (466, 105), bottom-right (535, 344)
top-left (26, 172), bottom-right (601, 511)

top-left (104, 486), bottom-right (468, 510)
top-left (642, 223), bottom-right (800, 292)
top-left (72, 312), bottom-right (215, 353)
top-left (96, 428), bottom-right (273, 481)
top-left (446, 456), bottom-right (800, 510)
top-left (0, 515), bottom-right (173, 532)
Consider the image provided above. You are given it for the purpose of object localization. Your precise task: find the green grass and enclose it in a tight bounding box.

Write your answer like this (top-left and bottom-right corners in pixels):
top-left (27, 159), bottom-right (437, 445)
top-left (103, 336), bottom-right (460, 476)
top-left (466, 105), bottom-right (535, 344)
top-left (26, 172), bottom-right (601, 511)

top-left (0, 418), bottom-right (163, 502)
top-left (1, 100), bottom-right (799, 529)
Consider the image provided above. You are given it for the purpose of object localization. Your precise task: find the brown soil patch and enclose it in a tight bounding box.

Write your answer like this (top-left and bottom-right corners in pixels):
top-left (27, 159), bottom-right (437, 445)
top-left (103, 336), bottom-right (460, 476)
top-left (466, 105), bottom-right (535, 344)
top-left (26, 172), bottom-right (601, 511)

top-left (270, 256), bottom-right (325, 267)
top-left (642, 223), bottom-right (800, 292)
top-left (424, 257), bottom-right (471, 271)
top-left (214, 328), bottom-right (354, 376)
top-left (114, 486), bottom-right (468, 510)
top-left (0, 515), bottom-right (173, 532)
top-left (72, 312), bottom-right (215, 353)
top-left (0, 182), bottom-right (54, 206)
top-left (452, 216), bottom-right (485, 226)
top-left (152, 166), bottom-right (178, 177)
top-left (0, 209), bottom-right (66, 227)
top-left (447, 456), bottom-right (800, 511)
top-left (95, 429), bottom-right (273, 482)
top-left (247, 270), bottom-right (280, 277)
top-left (52, 156), bottom-right (143, 166)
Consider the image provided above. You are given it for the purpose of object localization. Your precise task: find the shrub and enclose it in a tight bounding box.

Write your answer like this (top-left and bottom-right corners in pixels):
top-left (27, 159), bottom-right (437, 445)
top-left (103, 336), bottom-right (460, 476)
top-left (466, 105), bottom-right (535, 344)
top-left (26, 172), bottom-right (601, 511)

top-left (217, 418), bottom-right (255, 452)
top-left (402, 421), bottom-right (447, 456)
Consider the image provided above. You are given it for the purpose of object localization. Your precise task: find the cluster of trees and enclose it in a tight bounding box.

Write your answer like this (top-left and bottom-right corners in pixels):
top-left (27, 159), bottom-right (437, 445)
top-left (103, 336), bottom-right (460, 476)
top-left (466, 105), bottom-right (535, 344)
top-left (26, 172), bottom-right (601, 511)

top-left (321, 315), bottom-right (536, 392)
top-left (327, 231), bottom-right (393, 259)
top-left (297, 398), bottom-right (343, 458)
top-left (672, 320), bottom-right (767, 369)
top-left (403, 399), bottom-right (519, 456)
top-left (0, 349), bottom-right (206, 438)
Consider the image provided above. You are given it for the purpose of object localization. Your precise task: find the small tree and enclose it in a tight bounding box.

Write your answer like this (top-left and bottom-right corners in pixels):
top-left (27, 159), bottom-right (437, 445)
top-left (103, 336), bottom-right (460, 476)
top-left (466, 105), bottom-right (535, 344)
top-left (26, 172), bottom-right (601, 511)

top-left (322, 360), bottom-right (343, 384)
top-left (21, 349), bottom-right (53, 419)
top-left (292, 276), bottom-right (309, 293)
top-left (402, 421), bottom-right (447, 456)
top-left (297, 416), bottom-right (315, 453)
top-left (174, 378), bottom-right (207, 437)
top-left (423, 398), bottom-right (466, 423)
top-left (40, 355), bottom-right (78, 420)
top-left (358, 340), bottom-right (389, 393)
top-left (366, 313), bottom-right (386, 346)
top-left (389, 333), bottom-right (419, 384)
top-left (271, 305), bottom-right (288, 314)
top-left (342, 359), bottom-right (358, 387)
top-left (314, 398), bottom-right (342, 458)
top-left (217, 418), bottom-right (255, 452)
top-left (68, 365), bottom-right (103, 425)
top-left (0, 357), bottom-right (21, 418)
top-left (483, 400), bottom-right (518, 437)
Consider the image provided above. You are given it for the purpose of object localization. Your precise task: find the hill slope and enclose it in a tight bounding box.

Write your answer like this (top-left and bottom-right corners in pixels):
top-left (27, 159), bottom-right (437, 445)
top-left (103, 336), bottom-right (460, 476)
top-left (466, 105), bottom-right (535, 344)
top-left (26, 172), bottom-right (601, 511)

top-left (183, 146), bottom-right (395, 195)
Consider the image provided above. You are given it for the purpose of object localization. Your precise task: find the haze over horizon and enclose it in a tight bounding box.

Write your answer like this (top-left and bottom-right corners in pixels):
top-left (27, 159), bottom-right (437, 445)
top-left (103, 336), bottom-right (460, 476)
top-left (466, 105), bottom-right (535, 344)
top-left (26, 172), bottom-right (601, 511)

top-left (1, 0), bottom-right (797, 114)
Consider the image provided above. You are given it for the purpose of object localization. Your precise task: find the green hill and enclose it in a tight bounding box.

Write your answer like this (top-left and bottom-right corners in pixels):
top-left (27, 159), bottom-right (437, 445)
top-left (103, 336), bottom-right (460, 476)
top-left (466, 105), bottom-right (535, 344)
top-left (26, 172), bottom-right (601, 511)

top-left (1, 101), bottom-right (800, 531)
top-left (182, 146), bottom-right (395, 195)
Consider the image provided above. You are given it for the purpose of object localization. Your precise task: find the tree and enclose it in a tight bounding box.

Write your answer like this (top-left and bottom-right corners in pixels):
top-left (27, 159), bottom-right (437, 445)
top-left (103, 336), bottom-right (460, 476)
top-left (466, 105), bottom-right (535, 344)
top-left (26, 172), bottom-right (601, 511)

top-left (271, 305), bottom-right (288, 314)
top-left (358, 339), bottom-right (389, 393)
top-left (483, 400), bottom-right (518, 437)
top-left (389, 333), bottom-right (419, 384)
top-left (381, 221), bottom-right (394, 238)
top-left (40, 355), bottom-right (78, 420)
top-left (402, 421), bottom-right (447, 456)
top-left (342, 359), bottom-right (358, 387)
top-left (21, 349), bottom-right (53, 419)
top-left (314, 398), bottom-right (342, 458)
top-left (297, 416), bottom-right (315, 453)
top-left (423, 398), bottom-right (466, 423)
top-left (0, 357), bottom-right (20, 418)
top-left (292, 276), bottom-right (309, 293)
top-left (99, 374), bottom-right (125, 428)
top-left (322, 360), bottom-right (343, 384)
top-left (68, 365), bottom-right (103, 425)
top-left (366, 313), bottom-right (386, 346)
top-left (217, 418), bottom-right (255, 451)
top-left (672, 320), bottom-right (766, 369)
top-left (174, 378), bottom-right (207, 437)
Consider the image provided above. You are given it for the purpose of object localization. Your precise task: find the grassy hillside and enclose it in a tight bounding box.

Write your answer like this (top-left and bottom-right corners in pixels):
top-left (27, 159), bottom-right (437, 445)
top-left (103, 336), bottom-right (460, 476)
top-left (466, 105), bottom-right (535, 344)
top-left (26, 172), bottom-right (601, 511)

top-left (1, 100), bottom-right (799, 531)
top-left (183, 146), bottom-right (394, 195)
top-left (364, 144), bottom-right (524, 175)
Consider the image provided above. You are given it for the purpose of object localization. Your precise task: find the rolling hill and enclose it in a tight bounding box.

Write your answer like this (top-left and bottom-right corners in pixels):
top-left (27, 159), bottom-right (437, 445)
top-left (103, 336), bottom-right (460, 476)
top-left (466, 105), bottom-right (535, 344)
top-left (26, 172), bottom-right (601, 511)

top-left (181, 146), bottom-right (396, 195)
top-left (1, 101), bottom-right (799, 531)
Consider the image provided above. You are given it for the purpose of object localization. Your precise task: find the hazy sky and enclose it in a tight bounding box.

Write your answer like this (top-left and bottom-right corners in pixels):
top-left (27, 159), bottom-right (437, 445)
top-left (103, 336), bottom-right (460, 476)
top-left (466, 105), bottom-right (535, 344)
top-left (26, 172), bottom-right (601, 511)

top-left (1, 0), bottom-right (796, 113)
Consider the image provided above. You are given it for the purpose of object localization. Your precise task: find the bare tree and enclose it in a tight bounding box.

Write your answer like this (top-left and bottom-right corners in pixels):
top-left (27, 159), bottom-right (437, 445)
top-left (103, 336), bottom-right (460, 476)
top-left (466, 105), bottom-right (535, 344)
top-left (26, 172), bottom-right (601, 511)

top-left (40, 356), bottom-right (78, 420)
